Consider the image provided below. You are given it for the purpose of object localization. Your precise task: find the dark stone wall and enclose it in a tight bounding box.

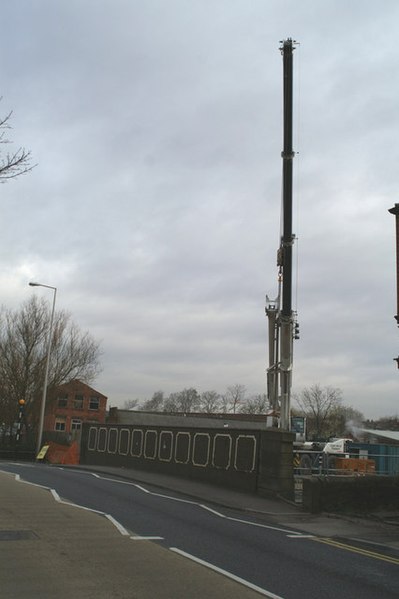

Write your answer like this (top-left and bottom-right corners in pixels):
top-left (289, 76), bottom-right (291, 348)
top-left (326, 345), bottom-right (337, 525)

top-left (80, 423), bottom-right (260, 491)
top-left (80, 423), bottom-right (295, 496)
top-left (257, 429), bottom-right (295, 500)
top-left (303, 475), bottom-right (399, 513)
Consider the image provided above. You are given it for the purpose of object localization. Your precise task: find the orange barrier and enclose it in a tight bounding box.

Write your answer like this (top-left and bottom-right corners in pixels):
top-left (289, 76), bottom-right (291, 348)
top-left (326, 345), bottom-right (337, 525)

top-left (45, 441), bottom-right (80, 465)
top-left (335, 457), bottom-right (375, 474)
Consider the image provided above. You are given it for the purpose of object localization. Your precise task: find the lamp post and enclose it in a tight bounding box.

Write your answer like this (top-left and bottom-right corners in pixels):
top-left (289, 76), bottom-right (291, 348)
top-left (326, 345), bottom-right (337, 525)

top-left (29, 282), bottom-right (57, 456)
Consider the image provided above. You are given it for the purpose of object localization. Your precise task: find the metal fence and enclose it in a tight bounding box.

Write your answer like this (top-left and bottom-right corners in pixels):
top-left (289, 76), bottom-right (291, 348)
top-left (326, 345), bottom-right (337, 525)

top-left (294, 444), bottom-right (399, 477)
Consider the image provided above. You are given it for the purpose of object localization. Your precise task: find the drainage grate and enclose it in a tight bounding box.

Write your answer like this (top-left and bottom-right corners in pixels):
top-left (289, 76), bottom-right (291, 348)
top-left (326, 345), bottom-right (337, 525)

top-left (0, 530), bottom-right (39, 541)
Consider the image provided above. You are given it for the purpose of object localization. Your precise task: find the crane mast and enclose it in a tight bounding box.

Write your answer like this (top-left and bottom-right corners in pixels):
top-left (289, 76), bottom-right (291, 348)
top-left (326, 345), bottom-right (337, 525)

top-left (266, 38), bottom-right (297, 430)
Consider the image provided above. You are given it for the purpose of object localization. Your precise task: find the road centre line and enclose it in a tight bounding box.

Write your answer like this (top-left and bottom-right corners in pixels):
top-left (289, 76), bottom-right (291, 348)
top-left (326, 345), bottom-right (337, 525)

top-left (312, 537), bottom-right (399, 565)
top-left (170, 547), bottom-right (285, 599)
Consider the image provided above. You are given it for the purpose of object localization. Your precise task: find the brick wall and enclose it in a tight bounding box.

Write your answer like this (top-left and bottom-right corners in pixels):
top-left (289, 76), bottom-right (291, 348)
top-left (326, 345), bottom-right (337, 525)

top-left (44, 380), bottom-right (107, 436)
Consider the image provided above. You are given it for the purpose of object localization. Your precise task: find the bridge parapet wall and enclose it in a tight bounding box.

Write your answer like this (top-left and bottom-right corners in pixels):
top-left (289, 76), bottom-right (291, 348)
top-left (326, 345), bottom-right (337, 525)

top-left (80, 423), bottom-right (294, 497)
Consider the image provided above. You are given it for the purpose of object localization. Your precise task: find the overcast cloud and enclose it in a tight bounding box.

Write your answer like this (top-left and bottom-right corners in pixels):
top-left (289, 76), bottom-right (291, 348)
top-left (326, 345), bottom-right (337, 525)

top-left (1, 0), bottom-right (399, 418)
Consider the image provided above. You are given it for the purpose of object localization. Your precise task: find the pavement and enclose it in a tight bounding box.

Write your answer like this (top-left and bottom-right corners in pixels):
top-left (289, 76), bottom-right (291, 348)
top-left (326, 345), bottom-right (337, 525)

top-left (1, 462), bottom-right (399, 598)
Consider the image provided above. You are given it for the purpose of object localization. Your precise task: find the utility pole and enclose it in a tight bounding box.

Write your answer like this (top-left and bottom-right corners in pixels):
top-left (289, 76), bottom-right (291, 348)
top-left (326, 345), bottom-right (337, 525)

top-left (266, 38), bottom-right (298, 430)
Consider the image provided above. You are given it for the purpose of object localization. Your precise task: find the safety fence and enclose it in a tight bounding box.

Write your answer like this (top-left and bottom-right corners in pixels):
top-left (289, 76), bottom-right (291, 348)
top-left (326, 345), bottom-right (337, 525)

top-left (294, 444), bottom-right (399, 477)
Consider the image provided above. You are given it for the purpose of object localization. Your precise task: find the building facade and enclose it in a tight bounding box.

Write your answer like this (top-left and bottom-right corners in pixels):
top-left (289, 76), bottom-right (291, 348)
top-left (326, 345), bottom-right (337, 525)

top-left (44, 379), bottom-right (107, 436)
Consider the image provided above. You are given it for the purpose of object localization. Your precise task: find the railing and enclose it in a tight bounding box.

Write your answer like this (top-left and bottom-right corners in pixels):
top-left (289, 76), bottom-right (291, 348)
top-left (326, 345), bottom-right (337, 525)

top-left (294, 449), bottom-right (399, 477)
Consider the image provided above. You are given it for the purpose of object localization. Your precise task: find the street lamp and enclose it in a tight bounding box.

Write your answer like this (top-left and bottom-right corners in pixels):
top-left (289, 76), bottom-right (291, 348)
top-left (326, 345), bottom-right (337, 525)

top-left (29, 282), bottom-right (57, 456)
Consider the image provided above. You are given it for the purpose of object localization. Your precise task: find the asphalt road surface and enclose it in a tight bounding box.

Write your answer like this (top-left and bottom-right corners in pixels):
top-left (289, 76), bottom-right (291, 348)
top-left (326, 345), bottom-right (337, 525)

top-left (1, 462), bottom-right (398, 598)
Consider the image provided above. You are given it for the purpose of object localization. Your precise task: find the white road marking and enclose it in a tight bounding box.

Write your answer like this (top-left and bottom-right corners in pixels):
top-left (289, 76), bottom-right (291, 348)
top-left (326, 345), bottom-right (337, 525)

top-left (170, 547), bottom-right (285, 599)
top-left (132, 483), bottom-right (150, 493)
top-left (200, 504), bottom-right (227, 518)
top-left (1, 468), bottom-right (130, 538)
top-left (90, 472), bottom-right (199, 505)
top-left (286, 534), bottom-right (315, 538)
top-left (81, 470), bottom-right (303, 535)
top-left (50, 489), bottom-right (61, 502)
top-left (105, 514), bottom-right (130, 536)
top-left (130, 535), bottom-right (164, 541)
top-left (224, 514), bottom-right (303, 536)
top-left (2, 466), bottom-right (307, 541)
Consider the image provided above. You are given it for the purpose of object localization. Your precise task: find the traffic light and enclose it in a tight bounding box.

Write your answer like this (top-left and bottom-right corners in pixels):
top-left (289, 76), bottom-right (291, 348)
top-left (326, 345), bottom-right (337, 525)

top-left (294, 322), bottom-right (300, 340)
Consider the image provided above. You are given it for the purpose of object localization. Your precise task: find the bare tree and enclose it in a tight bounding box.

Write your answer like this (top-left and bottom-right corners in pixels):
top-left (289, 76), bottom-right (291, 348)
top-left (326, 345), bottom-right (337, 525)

top-left (199, 390), bottom-right (221, 413)
top-left (240, 393), bottom-right (268, 414)
top-left (0, 296), bottom-right (101, 440)
top-left (0, 106), bottom-right (35, 181)
top-left (163, 388), bottom-right (200, 413)
top-left (122, 399), bottom-right (140, 410)
top-left (293, 384), bottom-right (343, 439)
top-left (363, 415), bottom-right (399, 431)
top-left (141, 390), bottom-right (164, 411)
top-left (222, 384), bottom-right (246, 413)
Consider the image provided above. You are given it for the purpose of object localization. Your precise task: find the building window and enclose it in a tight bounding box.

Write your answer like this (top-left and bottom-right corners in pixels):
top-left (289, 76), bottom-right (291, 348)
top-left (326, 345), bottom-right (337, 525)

top-left (73, 395), bottom-right (84, 410)
top-left (89, 396), bottom-right (99, 411)
top-left (71, 419), bottom-right (82, 431)
top-left (57, 394), bottom-right (68, 408)
top-left (54, 418), bottom-right (66, 431)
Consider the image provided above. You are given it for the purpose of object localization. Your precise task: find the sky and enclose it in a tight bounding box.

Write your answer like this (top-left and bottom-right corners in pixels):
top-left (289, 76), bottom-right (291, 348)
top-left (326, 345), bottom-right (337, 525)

top-left (1, 0), bottom-right (398, 419)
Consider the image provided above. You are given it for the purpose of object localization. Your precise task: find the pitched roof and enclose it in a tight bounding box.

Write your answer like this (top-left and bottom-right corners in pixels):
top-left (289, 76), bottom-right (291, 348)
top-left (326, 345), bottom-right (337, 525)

top-left (360, 428), bottom-right (399, 442)
top-left (51, 379), bottom-right (107, 399)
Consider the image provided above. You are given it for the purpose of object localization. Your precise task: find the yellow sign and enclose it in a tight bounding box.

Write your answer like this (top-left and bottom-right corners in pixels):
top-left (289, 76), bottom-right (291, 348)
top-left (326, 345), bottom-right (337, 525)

top-left (36, 445), bottom-right (50, 460)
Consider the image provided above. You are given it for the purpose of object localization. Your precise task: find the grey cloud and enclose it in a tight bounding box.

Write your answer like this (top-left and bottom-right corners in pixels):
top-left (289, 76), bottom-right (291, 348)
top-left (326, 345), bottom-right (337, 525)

top-left (1, 1), bottom-right (399, 417)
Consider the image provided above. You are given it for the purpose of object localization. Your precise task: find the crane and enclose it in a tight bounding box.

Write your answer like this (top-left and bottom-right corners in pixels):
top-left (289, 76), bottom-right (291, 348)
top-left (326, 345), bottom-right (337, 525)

top-left (266, 38), bottom-right (299, 430)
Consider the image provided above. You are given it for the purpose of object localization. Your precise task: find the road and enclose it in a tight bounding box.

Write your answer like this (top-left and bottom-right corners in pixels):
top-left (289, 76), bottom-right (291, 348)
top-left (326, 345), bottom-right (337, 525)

top-left (1, 462), bottom-right (399, 598)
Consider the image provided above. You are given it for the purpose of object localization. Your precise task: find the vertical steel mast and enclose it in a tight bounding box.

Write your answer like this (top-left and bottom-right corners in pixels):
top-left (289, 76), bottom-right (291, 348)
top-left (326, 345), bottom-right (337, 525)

top-left (266, 38), bottom-right (297, 430)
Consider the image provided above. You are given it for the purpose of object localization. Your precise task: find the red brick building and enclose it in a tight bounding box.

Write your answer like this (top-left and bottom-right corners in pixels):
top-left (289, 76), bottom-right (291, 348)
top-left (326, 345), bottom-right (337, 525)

top-left (44, 379), bottom-right (107, 436)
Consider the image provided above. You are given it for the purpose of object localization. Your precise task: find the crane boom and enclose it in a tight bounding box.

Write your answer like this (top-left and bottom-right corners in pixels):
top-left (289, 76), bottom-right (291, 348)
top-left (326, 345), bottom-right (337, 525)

top-left (266, 38), bottom-right (297, 430)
